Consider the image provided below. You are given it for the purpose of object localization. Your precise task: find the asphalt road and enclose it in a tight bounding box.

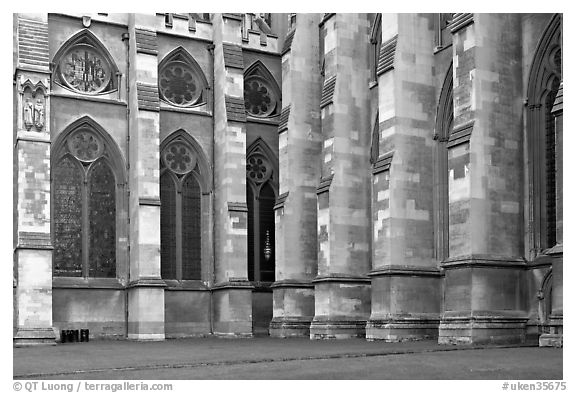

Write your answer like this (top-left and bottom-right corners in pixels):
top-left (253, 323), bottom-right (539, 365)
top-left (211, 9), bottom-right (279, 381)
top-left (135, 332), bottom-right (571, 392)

top-left (13, 338), bottom-right (562, 380)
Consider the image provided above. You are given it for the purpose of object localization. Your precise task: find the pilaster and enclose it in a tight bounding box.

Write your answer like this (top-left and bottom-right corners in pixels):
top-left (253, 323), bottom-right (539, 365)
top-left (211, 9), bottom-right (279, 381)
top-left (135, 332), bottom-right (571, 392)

top-left (211, 13), bottom-right (252, 336)
top-left (13, 13), bottom-right (56, 346)
top-left (126, 14), bottom-right (165, 341)
top-left (438, 14), bottom-right (528, 345)
top-left (269, 14), bottom-right (322, 338)
top-left (366, 13), bottom-right (441, 341)
top-left (310, 13), bottom-right (372, 339)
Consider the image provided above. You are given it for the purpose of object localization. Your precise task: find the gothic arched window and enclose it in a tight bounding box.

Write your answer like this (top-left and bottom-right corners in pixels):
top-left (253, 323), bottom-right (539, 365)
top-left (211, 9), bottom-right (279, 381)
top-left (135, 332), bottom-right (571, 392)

top-left (52, 118), bottom-right (124, 278)
top-left (158, 47), bottom-right (209, 108)
top-left (433, 64), bottom-right (453, 262)
top-left (52, 30), bottom-right (119, 95)
top-left (246, 139), bottom-right (277, 282)
top-left (369, 14), bottom-right (382, 83)
top-left (526, 14), bottom-right (562, 256)
top-left (160, 131), bottom-right (209, 281)
top-left (244, 61), bottom-right (281, 118)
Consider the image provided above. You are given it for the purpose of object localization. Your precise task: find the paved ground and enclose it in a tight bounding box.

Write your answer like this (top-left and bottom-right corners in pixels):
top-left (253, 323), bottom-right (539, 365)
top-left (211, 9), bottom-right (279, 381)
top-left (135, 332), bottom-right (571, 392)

top-left (13, 337), bottom-right (562, 380)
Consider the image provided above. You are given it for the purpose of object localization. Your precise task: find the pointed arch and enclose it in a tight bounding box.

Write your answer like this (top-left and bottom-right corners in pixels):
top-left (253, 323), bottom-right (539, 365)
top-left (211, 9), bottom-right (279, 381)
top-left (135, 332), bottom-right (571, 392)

top-left (246, 137), bottom-right (279, 196)
top-left (434, 62), bottom-right (454, 142)
top-left (52, 116), bottom-right (126, 184)
top-left (158, 47), bottom-right (209, 107)
top-left (52, 29), bottom-right (119, 95)
top-left (526, 13), bottom-right (562, 256)
top-left (244, 60), bottom-right (281, 118)
top-left (159, 129), bottom-right (211, 282)
top-left (432, 63), bottom-right (453, 262)
top-left (369, 13), bottom-right (382, 82)
top-left (160, 129), bottom-right (212, 192)
top-left (51, 116), bottom-right (127, 279)
top-left (246, 137), bottom-right (278, 283)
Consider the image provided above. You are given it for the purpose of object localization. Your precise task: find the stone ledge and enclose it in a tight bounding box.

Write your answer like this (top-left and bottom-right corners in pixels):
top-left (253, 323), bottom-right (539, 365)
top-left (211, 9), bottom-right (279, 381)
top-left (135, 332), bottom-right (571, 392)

top-left (366, 316), bottom-right (440, 342)
top-left (163, 280), bottom-right (210, 291)
top-left (211, 280), bottom-right (254, 291)
top-left (438, 315), bottom-right (528, 345)
top-left (269, 317), bottom-right (313, 338)
top-left (127, 278), bottom-right (167, 289)
top-left (441, 255), bottom-right (526, 269)
top-left (270, 278), bottom-right (314, 289)
top-left (312, 274), bottom-right (370, 284)
top-left (369, 265), bottom-right (442, 277)
top-left (53, 277), bottom-right (125, 289)
top-left (310, 318), bottom-right (367, 339)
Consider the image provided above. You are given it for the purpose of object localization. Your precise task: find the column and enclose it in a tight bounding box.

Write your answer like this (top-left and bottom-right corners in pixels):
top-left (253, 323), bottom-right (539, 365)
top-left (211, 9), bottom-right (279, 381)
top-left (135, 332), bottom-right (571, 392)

top-left (366, 13), bottom-right (441, 341)
top-left (270, 14), bottom-right (322, 338)
top-left (126, 14), bottom-right (166, 340)
top-left (13, 13), bottom-right (56, 346)
top-left (309, 14), bottom-right (372, 339)
top-left (211, 13), bottom-right (253, 336)
top-left (438, 14), bottom-right (527, 344)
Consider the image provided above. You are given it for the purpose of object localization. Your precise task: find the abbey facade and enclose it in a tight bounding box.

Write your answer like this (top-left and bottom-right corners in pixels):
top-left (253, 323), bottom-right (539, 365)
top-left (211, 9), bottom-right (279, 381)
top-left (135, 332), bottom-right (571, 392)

top-left (13, 13), bottom-right (563, 347)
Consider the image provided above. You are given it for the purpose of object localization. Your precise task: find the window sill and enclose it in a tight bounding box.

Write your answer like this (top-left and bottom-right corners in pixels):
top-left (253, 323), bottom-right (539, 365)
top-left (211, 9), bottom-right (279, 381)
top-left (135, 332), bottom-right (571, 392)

top-left (164, 280), bottom-right (210, 291)
top-left (159, 102), bottom-right (212, 116)
top-left (52, 277), bottom-right (125, 289)
top-left (246, 116), bottom-right (280, 126)
top-left (251, 281), bottom-right (274, 291)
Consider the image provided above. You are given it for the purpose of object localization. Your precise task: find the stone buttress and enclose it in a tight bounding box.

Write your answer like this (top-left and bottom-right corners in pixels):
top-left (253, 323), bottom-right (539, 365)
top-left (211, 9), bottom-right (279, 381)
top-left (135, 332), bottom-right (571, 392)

top-left (366, 14), bottom-right (441, 341)
top-left (269, 14), bottom-right (322, 338)
top-left (438, 14), bottom-right (527, 344)
top-left (126, 14), bottom-right (166, 340)
top-left (310, 14), bottom-right (372, 339)
top-left (13, 13), bottom-right (56, 346)
top-left (211, 13), bottom-right (253, 336)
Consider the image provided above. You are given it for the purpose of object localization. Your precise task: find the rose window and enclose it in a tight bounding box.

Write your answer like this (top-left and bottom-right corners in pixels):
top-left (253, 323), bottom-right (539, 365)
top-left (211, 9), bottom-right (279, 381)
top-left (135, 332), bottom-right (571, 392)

top-left (59, 44), bottom-right (112, 94)
top-left (67, 129), bottom-right (104, 162)
top-left (244, 77), bottom-right (277, 117)
top-left (246, 154), bottom-right (271, 183)
top-left (162, 142), bottom-right (197, 175)
top-left (159, 61), bottom-right (202, 107)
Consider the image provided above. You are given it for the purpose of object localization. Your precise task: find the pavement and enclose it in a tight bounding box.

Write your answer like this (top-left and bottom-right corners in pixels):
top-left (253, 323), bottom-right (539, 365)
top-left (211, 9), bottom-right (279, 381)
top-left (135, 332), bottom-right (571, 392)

top-left (13, 337), bottom-right (563, 380)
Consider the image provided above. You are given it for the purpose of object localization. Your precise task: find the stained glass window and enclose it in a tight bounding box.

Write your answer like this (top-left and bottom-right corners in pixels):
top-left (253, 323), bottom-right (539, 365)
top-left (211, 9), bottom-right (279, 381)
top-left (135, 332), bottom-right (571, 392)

top-left (53, 157), bottom-right (83, 277)
top-left (160, 173), bottom-right (177, 280)
top-left (88, 160), bottom-right (116, 278)
top-left (160, 139), bottom-right (203, 281)
top-left (258, 183), bottom-right (276, 282)
top-left (159, 61), bottom-right (202, 107)
top-left (181, 175), bottom-right (201, 280)
top-left (59, 44), bottom-right (112, 94)
top-left (247, 185), bottom-right (255, 282)
top-left (52, 126), bottom-right (119, 279)
top-left (246, 146), bottom-right (276, 283)
top-left (244, 76), bottom-right (277, 117)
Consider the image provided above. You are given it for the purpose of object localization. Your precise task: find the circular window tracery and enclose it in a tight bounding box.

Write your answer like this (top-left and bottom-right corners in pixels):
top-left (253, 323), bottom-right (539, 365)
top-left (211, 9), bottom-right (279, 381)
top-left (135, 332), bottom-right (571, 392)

top-left (59, 44), bottom-right (112, 94)
top-left (67, 129), bottom-right (104, 162)
top-left (159, 61), bottom-right (202, 107)
top-left (244, 76), bottom-right (277, 117)
top-left (246, 153), bottom-right (271, 184)
top-left (162, 142), bottom-right (197, 175)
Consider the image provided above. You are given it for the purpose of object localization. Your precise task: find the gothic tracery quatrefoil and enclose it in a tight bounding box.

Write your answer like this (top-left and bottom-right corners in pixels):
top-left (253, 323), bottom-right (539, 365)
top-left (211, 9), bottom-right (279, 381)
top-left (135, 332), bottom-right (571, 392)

top-left (163, 142), bottom-right (197, 175)
top-left (67, 129), bottom-right (104, 162)
top-left (244, 76), bottom-right (277, 117)
top-left (246, 154), bottom-right (271, 183)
